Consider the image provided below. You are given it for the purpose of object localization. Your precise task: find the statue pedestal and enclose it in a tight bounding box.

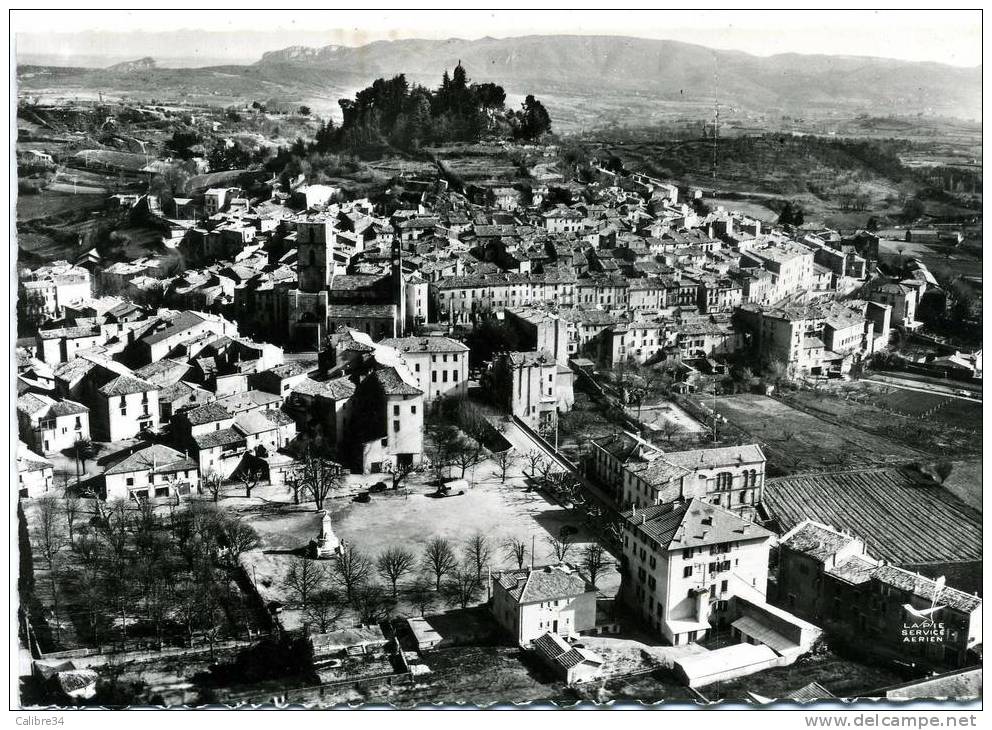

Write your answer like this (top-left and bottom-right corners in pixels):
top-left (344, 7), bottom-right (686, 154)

top-left (310, 509), bottom-right (341, 558)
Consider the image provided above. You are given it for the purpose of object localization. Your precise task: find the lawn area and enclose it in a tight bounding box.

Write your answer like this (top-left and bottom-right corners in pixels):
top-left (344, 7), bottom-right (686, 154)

top-left (707, 394), bottom-right (922, 475)
top-left (236, 459), bottom-right (622, 630)
top-left (700, 651), bottom-right (906, 702)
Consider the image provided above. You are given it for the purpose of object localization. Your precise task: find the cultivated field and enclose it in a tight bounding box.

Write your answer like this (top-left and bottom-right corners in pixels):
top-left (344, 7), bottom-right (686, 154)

top-left (706, 394), bottom-right (923, 476)
top-left (763, 467), bottom-right (982, 564)
top-left (779, 390), bottom-right (981, 459)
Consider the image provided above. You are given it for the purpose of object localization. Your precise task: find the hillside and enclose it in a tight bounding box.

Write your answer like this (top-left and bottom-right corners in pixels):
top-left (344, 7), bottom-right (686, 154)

top-left (256, 35), bottom-right (982, 120)
top-left (16, 35), bottom-right (981, 131)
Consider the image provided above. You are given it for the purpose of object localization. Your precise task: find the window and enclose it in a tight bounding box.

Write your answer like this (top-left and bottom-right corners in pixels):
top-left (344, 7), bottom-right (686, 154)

top-left (683, 548), bottom-right (693, 560)
top-left (683, 566), bottom-right (693, 578)
top-left (432, 372), bottom-right (437, 382)
top-left (415, 363), bottom-right (420, 372)
top-left (452, 370), bottom-right (458, 383)
top-left (126, 477), bottom-right (134, 486)
top-left (393, 405), bottom-right (400, 416)
top-left (411, 405), bottom-right (417, 414)
top-left (442, 371), bottom-right (448, 383)
top-left (393, 420), bottom-right (400, 433)
top-left (720, 580), bottom-right (728, 594)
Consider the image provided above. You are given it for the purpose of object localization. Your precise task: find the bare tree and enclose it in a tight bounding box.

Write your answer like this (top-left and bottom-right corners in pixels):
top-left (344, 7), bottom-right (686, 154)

top-left (422, 537), bottom-right (458, 591)
top-left (406, 576), bottom-right (437, 617)
top-left (305, 589), bottom-right (346, 633)
top-left (384, 461), bottom-right (417, 491)
top-left (580, 543), bottom-right (608, 587)
top-left (493, 450), bottom-right (516, 483)
top-left (443, 569), bottom-right (482, 609)
top-left (62, 489), bottom-right (82, 544)
top-left (545, 532), bottom-right (575, 564)
top-left (333, 544), bottom-right (372, 603)
top-left (202, 470), bottom-right (224, 503)
top-left (353, 581), bottom-right (394, 625)
top-left (524, 450), bottom-right (545, 478)
top-left (464, 533), bottom-right (492, 581)
top-left (376, 547), bottom-right (416, 598)
top-left (453, 439), bottom-right (487, 479)
top-left (36, 496), bottom-right (68, 641)
top-left (238, 466), bottom-right (263, 499)
top-left (217, 515), bottom-right (261, 567)
top-left (296, 449), bottom-right (345, 511)
top-left (502, 537), bottom-right (528, 570)
top-left (283, 557), bottom-right (327, 611)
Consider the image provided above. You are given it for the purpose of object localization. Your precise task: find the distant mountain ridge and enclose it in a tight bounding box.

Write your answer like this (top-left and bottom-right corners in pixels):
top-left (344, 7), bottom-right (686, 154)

top-left (16, 35), bottom-right (981, 126)
top-left (106, 56), bottom-right (157, 73)
top-left (257, 35), bottom-right (981, 119)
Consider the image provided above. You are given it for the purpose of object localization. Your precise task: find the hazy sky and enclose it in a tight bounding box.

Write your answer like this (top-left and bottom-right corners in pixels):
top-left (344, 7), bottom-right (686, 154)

top-left (13, 9), bottom-right (983, 68)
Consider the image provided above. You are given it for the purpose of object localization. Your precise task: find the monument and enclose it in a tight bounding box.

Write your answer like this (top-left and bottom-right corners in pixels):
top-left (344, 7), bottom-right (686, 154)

top-left (309, 509), bottom-right (342, 558)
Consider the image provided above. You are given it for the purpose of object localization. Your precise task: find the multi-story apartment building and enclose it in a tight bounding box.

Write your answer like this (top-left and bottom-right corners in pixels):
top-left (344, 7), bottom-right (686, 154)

top-left (620, 498), bottom-right (774, 645)
top-left (16, 393), bottom-right (90, 455)
top-left (778, 521), bottom-right (982, 669)
top-left (589, 432), bottom-right (765, 518)
top-left (103, 443), bottom-right (200, 501)
top-left (19, 261), bottom-right (92, 322)
top-left (378, 336), bottom-right (470, 402)
top-left (349, 365), bottom-right (424, 474)
top-left (486, 350), bottom-right (573, 433)
top-left (735, 300), bottom-right (877, 377)
top-left (492, 564), bottom-right (598, 645)
top-left (739, 242), bottom-right (816, 304)
top-left (432, 272), bottom-right (576, 325)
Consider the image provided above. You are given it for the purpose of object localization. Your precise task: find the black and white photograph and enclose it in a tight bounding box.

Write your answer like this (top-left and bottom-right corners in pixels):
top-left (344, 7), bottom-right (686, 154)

top-left (8, 8), bottom-right (984, 712)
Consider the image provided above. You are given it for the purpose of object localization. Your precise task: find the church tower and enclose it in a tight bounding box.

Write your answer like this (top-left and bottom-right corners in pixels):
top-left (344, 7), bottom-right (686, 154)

top-left (296, 215), bottom-right (336, 293)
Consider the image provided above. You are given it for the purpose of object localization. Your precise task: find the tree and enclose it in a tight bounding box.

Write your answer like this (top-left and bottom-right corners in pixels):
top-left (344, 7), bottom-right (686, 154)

top-left (443, 569), bottom-right (482, 609)
top-left (217, 515), bottom-right (261, 567)
top-left (297, 105), bottom-right (312, 116)
top-left (238, 466), bottom-right (263, 499)
top-left (376, 546), bottom-right (416, 598)
top-left (502, 537), bottom-right (528, 570)
top-left (453, 439), bottom-right (486, 479)
top-left (62, 489), bottom-right (81, 544)
top-left (778, 200), bottom-right (805, 227)
top-left (283, 557), bottom-right (327, 611)
top-left (332, 544), bottom-right (373, 603)
top-left (305, 589), bottom-right (345, 633)
top-left (660, 420), bottom-right (682, 444)
top-left (422, 537), bottom-right (458, 591)
top-left (384, 460), bottom-right (417, 490)
top-left (464, 533), bottom-right (492, 581)
top-left (296, 448), bottom-right (345, 511)
top-left (406, 577), bottom-right (437, 617)
top-left (202, 470), bottom-right (223, 503)
top-left (353, 582), bottom-right (393, 624)
top-left (902, 196), bottom-right (925, 222)
top-left (72, 437), bottom-right (97, 471)
top-left (493, 450), bottom-right (516, 483)
top-left (545, 532), bottom-right (574, 564)
top-left (524, 451), bottom-right (545, 479)
top-left (580, 543), bottom-right (608, 587)
top-left (36, 496), bottom-right (67, 640)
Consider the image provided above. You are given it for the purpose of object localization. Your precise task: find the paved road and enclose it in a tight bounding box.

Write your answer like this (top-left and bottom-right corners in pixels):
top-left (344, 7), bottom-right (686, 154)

top-left (498, 417), bottom-right (619, 519)
top-left (862, 375), bottom-right (982, 403)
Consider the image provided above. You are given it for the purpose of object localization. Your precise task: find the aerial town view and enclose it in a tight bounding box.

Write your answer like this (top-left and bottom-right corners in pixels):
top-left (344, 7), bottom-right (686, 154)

top-left (10, 10), bottom-right (983, 712)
